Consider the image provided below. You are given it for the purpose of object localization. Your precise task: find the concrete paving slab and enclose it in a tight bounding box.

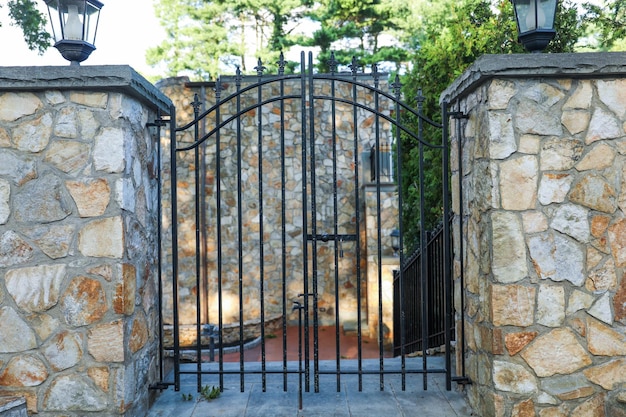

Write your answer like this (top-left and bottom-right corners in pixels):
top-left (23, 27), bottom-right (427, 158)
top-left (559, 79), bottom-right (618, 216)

top-left (148, 357), bottom-right (475, 417)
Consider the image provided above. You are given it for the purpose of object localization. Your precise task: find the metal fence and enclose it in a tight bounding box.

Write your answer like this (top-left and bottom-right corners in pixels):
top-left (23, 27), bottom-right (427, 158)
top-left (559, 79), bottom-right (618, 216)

top-left (393, 220), bottom-right (454, 356)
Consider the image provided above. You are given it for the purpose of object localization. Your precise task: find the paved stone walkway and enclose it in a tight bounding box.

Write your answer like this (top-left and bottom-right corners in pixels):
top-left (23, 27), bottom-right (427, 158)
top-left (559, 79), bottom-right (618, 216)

top-left (148, 357), bottom-right (475, 417)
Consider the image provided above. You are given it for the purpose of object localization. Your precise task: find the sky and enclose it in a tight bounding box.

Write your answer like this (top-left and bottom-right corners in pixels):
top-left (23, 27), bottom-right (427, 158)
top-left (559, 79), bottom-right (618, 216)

top-left (0, 0), bottom-right (165, 78)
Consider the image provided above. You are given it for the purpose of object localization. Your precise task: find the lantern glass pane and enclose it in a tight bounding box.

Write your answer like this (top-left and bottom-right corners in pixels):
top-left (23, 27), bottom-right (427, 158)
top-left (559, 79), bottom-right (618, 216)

top-left (539, 0), bottom-right (556, 30)
top-left (514, 0), bottom-right (532, 34)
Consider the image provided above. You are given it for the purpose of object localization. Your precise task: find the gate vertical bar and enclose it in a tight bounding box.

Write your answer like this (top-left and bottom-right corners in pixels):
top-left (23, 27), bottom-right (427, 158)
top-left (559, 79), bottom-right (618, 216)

top-left (391, 75), bottom-right (406, 391)
top-left (372, 64), bottom-right (385, 391)
top-left (417, 89), bottom-right (429, 391)
top-left (155, 109), bottom-right (165, 384)
top-left (329, 53), bottom-right (342, 394)
top-left (455, 101), bottom-right (467, 381)
top-left (299, 51), bottom-right (311, 392)
top-left (278, 54), bottom-right (289, 393)
top-left (214, 79), bottom-right (225, 390)
top-left (235, 68), bottom-right (245, 392)
top-left (307, 51), bottom-right (320, 393)
top-left (348, 57), bottom-right (364, 392)
top-left (170, 103), bottom-right (181, 391)
top-left (255, 59), bottom-right (268, 392)
top-left (442, 101), bottom-right (452, 390)
top-left (192, 94), bottom-right (203, 392)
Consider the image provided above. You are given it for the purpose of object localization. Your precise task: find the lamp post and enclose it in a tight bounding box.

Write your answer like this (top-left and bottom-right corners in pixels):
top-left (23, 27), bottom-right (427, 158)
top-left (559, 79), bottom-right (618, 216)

top-left (44, 0), bottom-right (103, 65)
top-left (511, 0), bottom-right (557, 53)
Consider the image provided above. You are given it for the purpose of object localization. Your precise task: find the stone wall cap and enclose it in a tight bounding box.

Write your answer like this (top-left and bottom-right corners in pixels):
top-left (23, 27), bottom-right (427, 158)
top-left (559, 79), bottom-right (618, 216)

top-left (0, 65), bottom-right (172, 115)
top-left (441, 52), bottom-right (626, 104)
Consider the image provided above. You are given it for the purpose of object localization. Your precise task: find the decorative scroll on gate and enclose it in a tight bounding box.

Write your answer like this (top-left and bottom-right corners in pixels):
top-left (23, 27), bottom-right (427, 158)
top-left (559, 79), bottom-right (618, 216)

top-left (155, 51), bottom-right (455, 401)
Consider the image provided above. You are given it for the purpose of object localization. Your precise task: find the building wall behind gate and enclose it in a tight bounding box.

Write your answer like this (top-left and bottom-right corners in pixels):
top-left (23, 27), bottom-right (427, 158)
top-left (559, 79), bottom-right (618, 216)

top-left (158, 75), bottom-right (399, 342)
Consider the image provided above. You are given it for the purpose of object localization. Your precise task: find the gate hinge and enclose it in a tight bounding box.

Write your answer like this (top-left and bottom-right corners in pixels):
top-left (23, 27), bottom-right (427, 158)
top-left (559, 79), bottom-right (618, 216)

top-left (149, 382), bottom-right (172, 390)
top-left (147, 118), bottom-right (169, 128)
top-left (448, 111), bottom-right (469, 120)
top-left (452, 376), bottom-right (472, 386)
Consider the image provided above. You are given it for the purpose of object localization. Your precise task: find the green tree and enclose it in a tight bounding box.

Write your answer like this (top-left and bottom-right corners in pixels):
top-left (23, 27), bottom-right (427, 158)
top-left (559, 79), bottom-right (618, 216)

top-left (583, 0), bottom-right (626, 50)
top-left (302, 0), bottom-right (411, 72)
top-left (399, 0), bottom-right (583, 251)
top-left (1, 0), bottom-right (51, 55)
top-left (147, 0), bottom-right (310, 79)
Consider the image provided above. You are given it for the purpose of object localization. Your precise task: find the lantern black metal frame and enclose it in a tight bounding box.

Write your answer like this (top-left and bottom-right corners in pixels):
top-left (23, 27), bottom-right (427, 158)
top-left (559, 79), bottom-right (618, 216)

top-left (511, 0), bottom-right (558, 53)
top-left (44, 0), bottom-right (103, 65)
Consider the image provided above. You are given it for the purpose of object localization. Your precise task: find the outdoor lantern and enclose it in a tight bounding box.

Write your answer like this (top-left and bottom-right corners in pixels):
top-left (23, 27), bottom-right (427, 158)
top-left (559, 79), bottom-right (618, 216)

top-left (390, 229), bottom-right (400, 256)
top-left (512, 0), bottom-right (557, 53)
top-left (44, 0), bottom-right (103, 65)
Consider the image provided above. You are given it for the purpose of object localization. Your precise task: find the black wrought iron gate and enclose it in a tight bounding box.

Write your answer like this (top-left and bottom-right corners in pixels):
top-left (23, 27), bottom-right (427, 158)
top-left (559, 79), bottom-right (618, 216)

top-left (156, 51), bottom-right (455, 402)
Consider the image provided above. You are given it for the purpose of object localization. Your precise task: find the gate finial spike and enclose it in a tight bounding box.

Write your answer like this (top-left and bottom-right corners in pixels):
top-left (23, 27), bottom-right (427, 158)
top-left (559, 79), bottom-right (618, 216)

top-left (192, 93), bottom-right (202, 116)
top-left (255, 58), bottom-right (266, 77)
top-left (277, 52), bottom-right (286, 75)
top-left (392, 73), bottom-right (402, 97)
top-left (235, 66), bottom-right (242, 87)
top-left (372, 63), bottom-right (379, 82)
top-left (348, 56), bottom-right (359, 76)
top-left (328, 52), bottom-right (338, 74)
top-left (416, 88), bottom-right (425, 106)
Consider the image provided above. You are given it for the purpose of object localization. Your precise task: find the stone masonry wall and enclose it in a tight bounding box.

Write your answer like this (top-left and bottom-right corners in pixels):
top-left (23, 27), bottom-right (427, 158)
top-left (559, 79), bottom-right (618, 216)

top-left (443, 53), bottom-right (626, 417)
top-left (0, 66), bottom-right (171, 416)
top-left (158, 75), bottom-right (399, 337)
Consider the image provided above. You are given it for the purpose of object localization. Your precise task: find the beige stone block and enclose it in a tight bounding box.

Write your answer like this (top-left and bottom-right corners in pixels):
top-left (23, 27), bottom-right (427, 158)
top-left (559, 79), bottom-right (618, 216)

top-left (512, 398), bottom-right (535, 417)
top-left (538, 405), bottom-right (569, 417)
top-left (13, 113), bottom-right (52, 152)
top-left (585, 359), bottom-right (626, 390)
top-left (78, 216), bottom-right (124, 258)
top-left (0, 178), bottom-right (10, 225)
top-left (488, 80), bottom-right (516, 110)
top-left (591, 215), bottom-right (611, 238)
top-left (598, 79), bottom-right (626, 118)
top-left (540, 137), bottom-right (584, 171)
top-left (577, 143), bottom-right (616, 171)
top-left (499, 155), bottom-right (538, 210)
top-left (493, 360), bottom-right (537, 394)
top-left (0, 355), bottom-right (47, 387)
top-left (609, 219), bottom-right (626, 267)
top-left (522, 211), bottom-right (548, 234)
top-left (538, 173), bottom-right (571, 205)
top-left (88, 366), bottom-right (110, 392)
top-left (615, 272), bottom-right (626, 322)
top-left (519, 134), bottom-right (540, 154)
top-left (505, 331), bottom-right (538, 356)
top-left (66, 178), bottom-right (111, 217)
top-left (0, 306), bottom-right (37, 353)
top-left (88, 320), bottom-right (125, 362)
top-left (492, 212), bottom-right (527, 283)
top-left (114, 263), bottom-right (136, 315)
top-left (69, 91), bottom-right (108, 108)
top-left (44, 374), bottom-right (108, 412)
top-left (521, 328), bottom-right (591, 377)
top-left (130, 312), bottom-right (149, 353)
top-left (0, 127), bottom-right (10, 147)
top-left (27, 313), bottom-right (59, 341)
top-left (562, 110), bottom-right (590, 135)
top-left (44, 140), bottom-right (90, 174)
top-left (556, 386), bottom-right (595, 400)
top-left (587, 317), bottom-right (626, 355)
top-left (570, 174), bottom-right (617, 214)
top-left (5, 264), bottom-right (66, 313)
top-left (60, 276), bottom-right (107, 327)
top-left (491, 284), bottom-right (535, 326)
top-left (571, 393), bottom-right (606, 417)
top-left (564, 81), bottom-right (592, 110)
top-left (586, 258), bottom-right (617, 292)
top-left (587, 107), bottom-right (623, 144)
top-left (536, 285), bottom-right (565, 327)
top-left (43, 331), bottom-right (83, 372)
top-left (0, 92), bottom-right (42, 122)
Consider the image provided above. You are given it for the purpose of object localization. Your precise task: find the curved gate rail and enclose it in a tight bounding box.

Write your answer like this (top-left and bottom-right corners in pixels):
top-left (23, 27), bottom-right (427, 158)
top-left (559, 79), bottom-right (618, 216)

top-left (155, 51), bottom-right (458, 403)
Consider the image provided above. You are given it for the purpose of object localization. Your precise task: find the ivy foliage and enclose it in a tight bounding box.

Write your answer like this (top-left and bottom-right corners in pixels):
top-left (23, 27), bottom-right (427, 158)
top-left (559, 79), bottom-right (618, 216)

top-left (399, 0), bottom-right (583, 252)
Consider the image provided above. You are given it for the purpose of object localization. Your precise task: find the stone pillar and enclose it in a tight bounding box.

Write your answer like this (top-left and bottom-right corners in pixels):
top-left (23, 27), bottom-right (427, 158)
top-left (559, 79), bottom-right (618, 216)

top-left (0, 66), bottom-right (171, 416)
top-left (442, 52), bottom-right (626, 417)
